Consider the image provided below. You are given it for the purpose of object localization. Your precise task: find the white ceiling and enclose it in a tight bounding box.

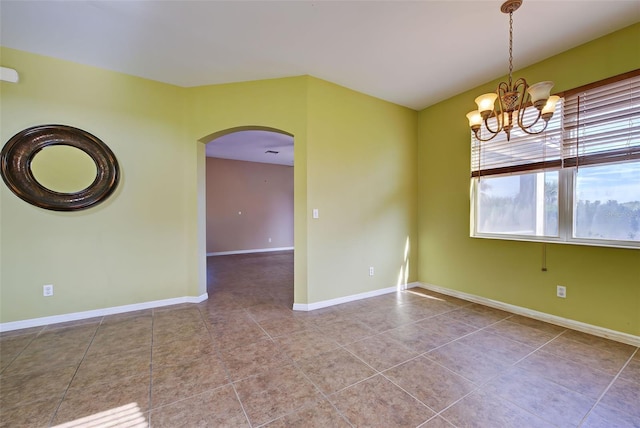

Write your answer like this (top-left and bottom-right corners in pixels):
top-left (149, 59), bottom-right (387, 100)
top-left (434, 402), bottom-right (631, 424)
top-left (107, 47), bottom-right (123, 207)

top-left (2, 0), bottom-right (639, 164)
top-left (206, 130), bottom-right (294, 166)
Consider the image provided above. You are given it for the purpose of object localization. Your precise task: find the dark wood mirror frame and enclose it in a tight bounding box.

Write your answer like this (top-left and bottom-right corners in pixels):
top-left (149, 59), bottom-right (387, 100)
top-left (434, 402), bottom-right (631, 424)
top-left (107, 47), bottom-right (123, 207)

top-left (0, 124), bottom-right (119, 211)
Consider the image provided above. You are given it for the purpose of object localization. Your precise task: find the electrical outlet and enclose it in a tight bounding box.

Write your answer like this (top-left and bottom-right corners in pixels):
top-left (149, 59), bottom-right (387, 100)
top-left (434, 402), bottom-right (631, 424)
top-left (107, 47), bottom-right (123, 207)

top-left (557, 285), bottom-right (566, 298)
top-left (43, 284), bottom-right (54, 297)
top-left (268, 237), bottom-right (272, 243)
top-left (369, 266), bottom-right (374, 276)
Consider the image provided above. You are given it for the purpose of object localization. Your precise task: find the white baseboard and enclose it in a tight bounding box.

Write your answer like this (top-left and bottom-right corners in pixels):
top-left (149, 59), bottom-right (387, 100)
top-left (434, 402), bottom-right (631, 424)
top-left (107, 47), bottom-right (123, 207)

top-left (418, 282), bottom-right (640, 347)
top-left (293, 282), bottom-right (420, 311)
top-left (0, 293), bottom-right (209, 333)
top-left (207, 247), bottom-right (294, 256)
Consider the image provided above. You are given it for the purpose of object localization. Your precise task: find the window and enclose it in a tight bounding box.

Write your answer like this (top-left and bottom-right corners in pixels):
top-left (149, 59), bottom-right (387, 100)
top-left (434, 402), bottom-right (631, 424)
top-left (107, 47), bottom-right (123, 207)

top-left (573, 162), bottom-right (640, 242)
top-left (476, 171), bottom-right (558, 237)
top-left (471, 70), bottom-right (640, 249)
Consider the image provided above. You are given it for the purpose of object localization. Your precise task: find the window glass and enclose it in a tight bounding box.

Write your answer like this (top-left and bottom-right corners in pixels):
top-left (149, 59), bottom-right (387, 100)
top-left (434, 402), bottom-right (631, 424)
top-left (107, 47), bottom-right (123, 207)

top-left (476, 171), bottom-right (558, 237)
top-left (574, 162), bottom-right (640, 242)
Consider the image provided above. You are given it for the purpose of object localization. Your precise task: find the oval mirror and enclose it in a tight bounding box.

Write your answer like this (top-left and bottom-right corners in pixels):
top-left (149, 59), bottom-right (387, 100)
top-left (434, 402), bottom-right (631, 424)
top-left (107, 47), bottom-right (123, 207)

top-left (31, 145), bottom-right (98, 193)
top-left (0, 125), bottom-right (119, 211)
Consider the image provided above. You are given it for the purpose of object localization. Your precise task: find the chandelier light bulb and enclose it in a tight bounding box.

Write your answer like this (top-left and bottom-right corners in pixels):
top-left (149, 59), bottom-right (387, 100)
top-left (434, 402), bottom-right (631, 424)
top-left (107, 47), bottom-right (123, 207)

top-left (527, 81), bottom-right (555, 109)
top-left (541, 95), bottom-right (560, 118)
top-left (475, 93), bottom-right (498, 117)
top-left (466, 110), bottom-right (483, 128)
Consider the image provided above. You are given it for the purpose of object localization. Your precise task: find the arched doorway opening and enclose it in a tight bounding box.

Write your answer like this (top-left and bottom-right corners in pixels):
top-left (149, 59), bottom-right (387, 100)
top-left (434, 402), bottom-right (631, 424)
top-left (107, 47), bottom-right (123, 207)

top-left (200, 126), bottom-right (294, 307)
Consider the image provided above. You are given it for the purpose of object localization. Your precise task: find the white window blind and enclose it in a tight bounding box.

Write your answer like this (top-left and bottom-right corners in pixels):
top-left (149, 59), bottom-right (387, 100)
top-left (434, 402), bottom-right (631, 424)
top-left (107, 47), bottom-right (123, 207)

top-left (563, 73), bottom-right (640, 168)
top-left (471, 100), bottom-right (563, 178)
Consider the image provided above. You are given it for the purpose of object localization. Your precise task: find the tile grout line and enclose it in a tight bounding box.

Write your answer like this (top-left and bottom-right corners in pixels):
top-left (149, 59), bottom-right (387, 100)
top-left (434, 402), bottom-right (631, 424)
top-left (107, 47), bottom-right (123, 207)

top-left (195, 304), bottom-right (253, 428)
top-left (0, 327), bottom-right (43, 377)
top-left (576, 347), bottom-right (639, 427)
top-left (333, 338), bottom-right (440, 424)
top-left (531, 329), bottom-right (640, 415)
top-left (376, 370), bottom-right (440, 422)
top-left (47, 316), bottom-right (105, 427)
top-left (493, 326), bottom-right (568, 370)
top-left (403, 342), bottom-right (488, 428)
top-left (416, 314), bottom-right (508, 358)
top-left (460, 325), bottom-right (636, 428)
top-left (317, 308), bottom-right (515, 405)
top-left (253, 317), bottom-right (354, 427)
top-left (241, 314), bottom-right (416, 427)
top-left (414, 316), bottom-right (571, 427)
top-left (264, 353), bottom-right (356, 428)
top-left (333, 325), bottom-right (482, 427)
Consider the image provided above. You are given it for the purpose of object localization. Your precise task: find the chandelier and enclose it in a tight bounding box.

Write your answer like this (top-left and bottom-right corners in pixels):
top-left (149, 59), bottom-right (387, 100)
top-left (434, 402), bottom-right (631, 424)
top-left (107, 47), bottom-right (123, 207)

top-left (466, 0), bottom-right (560, 141)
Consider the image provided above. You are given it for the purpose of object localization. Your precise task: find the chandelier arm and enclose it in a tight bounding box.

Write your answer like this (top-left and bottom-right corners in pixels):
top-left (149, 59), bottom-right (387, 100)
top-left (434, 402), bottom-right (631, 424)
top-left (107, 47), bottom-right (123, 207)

top-left (481, 116), bottom-right (502, 137)
top-left (513, 76), bottom-right (547, 133)
top-left (513, 77), bottom-right (528, 96)
top-left (473, 128), bottom-right (500, 142)
top-left (516, 89), bottom-right (544, 132)
top-left (518, 113), bottom-right (549, 135)
top-left (497, 88), bottom-right (505, 113)
top-left (517, 105), bottom-right (542, 129)
top-left (513, 77), bottom-right (529, 114)
top-left (497, 81), bottom-right (512, 97)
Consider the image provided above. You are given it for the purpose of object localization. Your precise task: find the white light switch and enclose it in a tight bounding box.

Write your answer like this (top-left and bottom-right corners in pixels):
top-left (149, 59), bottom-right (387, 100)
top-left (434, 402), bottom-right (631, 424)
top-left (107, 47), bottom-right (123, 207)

top-left (312, 209), bottom-right (319, 219)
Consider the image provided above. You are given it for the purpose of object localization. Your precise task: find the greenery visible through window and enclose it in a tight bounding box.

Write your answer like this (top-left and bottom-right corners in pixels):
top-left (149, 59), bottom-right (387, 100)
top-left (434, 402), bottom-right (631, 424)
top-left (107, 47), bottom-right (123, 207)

top-left (471, 70), bottom-right (640, 249)
top-left (476, 172), bottom-right (559, 237)
top-left (574, 163), bottom-right (640, 242)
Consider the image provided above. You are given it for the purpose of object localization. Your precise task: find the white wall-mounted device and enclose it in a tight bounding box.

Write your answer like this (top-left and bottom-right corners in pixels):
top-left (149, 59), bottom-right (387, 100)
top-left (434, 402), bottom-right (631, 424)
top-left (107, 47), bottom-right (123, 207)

top-left (0, 67), bottom-right (19, 83)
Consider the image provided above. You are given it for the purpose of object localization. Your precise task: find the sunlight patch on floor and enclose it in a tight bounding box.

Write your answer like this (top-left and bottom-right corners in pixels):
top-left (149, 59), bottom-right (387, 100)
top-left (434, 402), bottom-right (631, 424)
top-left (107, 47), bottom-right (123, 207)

top-left (405, 289), bottom-right (445, 301)
top-left (52, 402), bottom-right (146, 428)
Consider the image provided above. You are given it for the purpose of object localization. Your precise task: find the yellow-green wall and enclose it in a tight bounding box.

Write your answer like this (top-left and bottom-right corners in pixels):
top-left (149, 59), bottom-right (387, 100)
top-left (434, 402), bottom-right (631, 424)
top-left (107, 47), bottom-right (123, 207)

top-left (0, 48), bottom-right (192, 322)
top-left (0, 48), bottom-right (418, 323)
top-left (417, 23), bottom-right (640, 336)
top-left (306, 78), bottom-right (418, 302)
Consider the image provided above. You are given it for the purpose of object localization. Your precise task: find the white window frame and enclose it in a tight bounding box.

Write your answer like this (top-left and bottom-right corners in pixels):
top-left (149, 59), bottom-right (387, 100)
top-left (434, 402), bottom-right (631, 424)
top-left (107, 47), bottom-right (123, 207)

top-left (470, 170), bottom-right (565, 245)
top-left (471, 164), bottom-right (640, 249)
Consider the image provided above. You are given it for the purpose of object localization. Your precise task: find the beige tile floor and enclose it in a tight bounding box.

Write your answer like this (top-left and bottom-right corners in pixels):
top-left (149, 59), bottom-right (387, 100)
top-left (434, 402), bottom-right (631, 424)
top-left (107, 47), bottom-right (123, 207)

top-left (1, 251), bottom-right (639, 427)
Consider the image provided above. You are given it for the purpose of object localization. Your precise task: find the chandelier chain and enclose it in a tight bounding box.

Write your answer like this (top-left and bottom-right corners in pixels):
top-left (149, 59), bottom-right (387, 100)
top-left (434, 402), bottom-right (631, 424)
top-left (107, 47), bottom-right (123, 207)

top-left (466, 0), bottom-right (557, 142)
top-left (508, 10), bottom-right (513, 87)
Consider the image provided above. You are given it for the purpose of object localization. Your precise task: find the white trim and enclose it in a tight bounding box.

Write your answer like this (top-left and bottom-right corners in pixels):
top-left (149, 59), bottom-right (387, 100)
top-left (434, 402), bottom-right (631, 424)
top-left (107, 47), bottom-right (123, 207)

top-left (0, 293), bottom-right (208, 333)
top-left (418, 282), bottom-right (640, 347)
top-left (0, 66), bottom-right (19, 83)
top-left (207, 247), bottom-right (294, 256)
top-left (293, 282), bottom-right (421, 311)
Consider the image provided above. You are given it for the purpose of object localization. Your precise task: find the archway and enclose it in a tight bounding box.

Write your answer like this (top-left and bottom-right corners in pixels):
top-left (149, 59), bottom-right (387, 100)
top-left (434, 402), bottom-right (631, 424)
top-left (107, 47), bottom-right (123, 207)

top-left (198, 126), bottom-right (295, 305)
